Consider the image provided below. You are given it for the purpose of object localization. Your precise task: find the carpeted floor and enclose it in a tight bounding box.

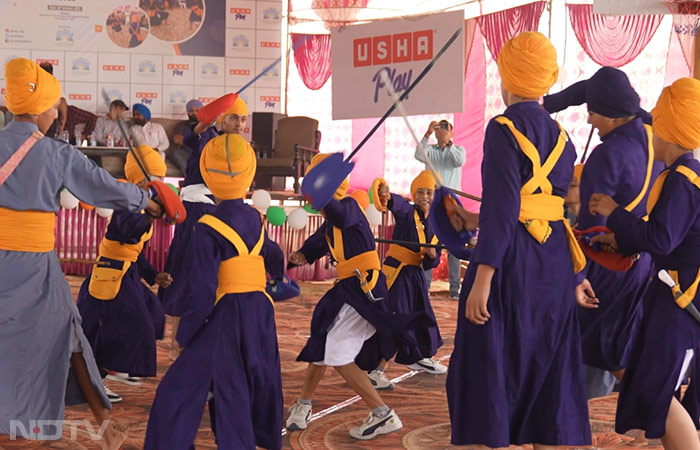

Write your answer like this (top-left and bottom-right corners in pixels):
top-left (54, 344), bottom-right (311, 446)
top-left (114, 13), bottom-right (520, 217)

top-left (0, 276), bottom-right (664, 449)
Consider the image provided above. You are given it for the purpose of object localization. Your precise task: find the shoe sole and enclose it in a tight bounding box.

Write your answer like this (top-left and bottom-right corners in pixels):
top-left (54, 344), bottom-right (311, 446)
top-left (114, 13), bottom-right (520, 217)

top-left (107, 396), bottom-right (123, 403)
top-left (350, 416), bottom-right (403, 440)
top-left (106, 374), bottom-right (143, 386)
top-left (370, 382), bottom-right (395, 391)
top-left (406, 364), bottom-right (447, 375)
top-left (285, 423), bottom-right (307, 431)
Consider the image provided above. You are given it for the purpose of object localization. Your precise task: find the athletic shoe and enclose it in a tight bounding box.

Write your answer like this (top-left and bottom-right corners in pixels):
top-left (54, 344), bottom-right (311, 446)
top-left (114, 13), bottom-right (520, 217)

top-left (106, 372), bottom-right (143, 386)
top-left (286, 402), bottom-right (312, 431)
top-left (349, 409), bottom-right (403, 440)
top-left (407, 358), bottom-right (447, 374)
top-left (103, 384), bottom-right (122, 403)
top-left (367, 369), bottom-right (394, 390)
top-left (449, 292), bottom-right (460, 300)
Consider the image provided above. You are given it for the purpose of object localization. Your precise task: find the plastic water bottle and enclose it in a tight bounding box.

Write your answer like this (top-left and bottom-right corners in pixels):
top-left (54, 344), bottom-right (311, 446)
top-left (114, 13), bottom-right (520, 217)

top-left (106, 133), bottom-right (114, 147)
top-left (89, 131), bottom-right (97, 147)
top-left (74, 131), bottom-right (82, 147)
top-left (61, 130), bottom-right (70, 142)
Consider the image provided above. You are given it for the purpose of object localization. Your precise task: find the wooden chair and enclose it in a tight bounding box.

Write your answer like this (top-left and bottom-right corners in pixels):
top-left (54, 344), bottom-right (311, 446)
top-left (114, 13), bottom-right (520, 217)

top-left (254, 116), bottom-right (320, 192)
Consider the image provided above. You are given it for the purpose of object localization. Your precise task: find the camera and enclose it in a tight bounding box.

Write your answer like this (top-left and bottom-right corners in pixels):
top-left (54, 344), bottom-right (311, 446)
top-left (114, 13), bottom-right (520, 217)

top-left (438, 121), bottom-right (450, 130)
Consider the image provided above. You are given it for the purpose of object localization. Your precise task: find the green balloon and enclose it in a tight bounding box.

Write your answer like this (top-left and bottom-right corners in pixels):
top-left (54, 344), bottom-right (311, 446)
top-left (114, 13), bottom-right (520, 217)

top-left (266, 206), bottom-right (286, 226)
top-left (303, 203), bottom-right (319, 214)
top-left (368, 185), bottom-right (374, 204)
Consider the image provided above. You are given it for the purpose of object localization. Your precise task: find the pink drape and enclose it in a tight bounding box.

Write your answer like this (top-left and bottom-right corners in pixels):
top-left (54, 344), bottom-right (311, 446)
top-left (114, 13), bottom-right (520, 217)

top-left (568, 4), bottom-right (663, 68)
top-left (453, 20), bottom-right (486, 213)
top-left (292, 33), bottom-right (332, 90)
top-left (478, 1), bottom-right (547, 61)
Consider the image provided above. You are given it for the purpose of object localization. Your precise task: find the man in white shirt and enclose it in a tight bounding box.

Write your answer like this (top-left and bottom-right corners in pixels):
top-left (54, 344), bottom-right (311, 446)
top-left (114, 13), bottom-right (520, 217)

top-left (415, 119), bottom-right (466, 299)
top-left (131, 104), bottom-right (169, 160)
top-left (94, 99), bottom-right (129, 146)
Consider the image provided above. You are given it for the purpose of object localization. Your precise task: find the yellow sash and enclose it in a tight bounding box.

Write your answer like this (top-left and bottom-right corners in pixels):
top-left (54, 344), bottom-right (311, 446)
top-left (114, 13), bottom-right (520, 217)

top-left (495, 116), bottom-right (586, 273)
top-left (621, 124), bottom-right (655, 212)
top-left (382, 210), bottom-right (438, 289)
top-left (88, 220), bottom-right (153, 300)
top-left (0, 207), bottom-right (55, 252)
top-left (198, 214), bottom-right (272, 306)
top-left (326, 225), bottom-right (381, 293)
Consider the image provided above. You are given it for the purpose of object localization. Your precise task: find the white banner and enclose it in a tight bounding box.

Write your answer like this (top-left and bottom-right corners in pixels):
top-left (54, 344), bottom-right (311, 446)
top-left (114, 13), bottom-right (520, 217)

top-left (331, 10), bottom-right (464, 120)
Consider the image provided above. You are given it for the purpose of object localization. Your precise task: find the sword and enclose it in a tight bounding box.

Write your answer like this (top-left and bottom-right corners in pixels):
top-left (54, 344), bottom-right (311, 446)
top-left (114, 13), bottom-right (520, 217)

top-left (658, 269), bottom-right (700, 326)
top-left (353, 268), bottom-right (383, 303)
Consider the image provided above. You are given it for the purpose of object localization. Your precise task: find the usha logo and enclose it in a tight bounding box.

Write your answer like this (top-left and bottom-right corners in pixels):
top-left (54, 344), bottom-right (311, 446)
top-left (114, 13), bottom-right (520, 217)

top-left (71, 58), bottom-right (90, 71)
top-left (69, 93), bottom-right (92, 101)
top-left (106, 89), bottom-right (124, 101)
top-left (198, 96), bottom-right (216, 103)
top-left (262, 7), bottom-right (280, 21)
top-left (138, 60), bottom-right (157, 73)
top-left (103, 64), bottom-right (125, 71)
top-left (36, 59), bottom-right (59, 66)
top-left (232, 35), bottom-right (249, 48)
top-left (229, 68), bottom-right (251, 76)
top-left (201, 63), bottom-right (218, 75)
top-left (353, 30), bottom-right (433, 67)
top-left (261, 95), bottom-right (279, 109)
top-left (169, 91), bottom-right (187, 104)
top-left (231, 7), bottom-right (250, 20)
top-left (55, 29), bottom-right (74, 42)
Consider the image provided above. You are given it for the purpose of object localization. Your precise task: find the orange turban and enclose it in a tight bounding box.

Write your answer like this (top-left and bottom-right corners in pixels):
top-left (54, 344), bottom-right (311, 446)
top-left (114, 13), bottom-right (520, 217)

top-left (200, 134), bottom-right (256, 199)
top-left (652, 77), bottom-right (700, 150)
top-left (125, 145), bottom-right (167, 184)
top-left (497, 32), bottom-right (558, 99)
top-left (216, 96), bottom-right (248, 124)
top-left (4, 58), bottom-right (61, 115)
top-left (573, 163), bottom-right (584, 183)
top-left (410, 170), bottom-right (436, 200)
top-left (306, 153), bottom-right (348, 200)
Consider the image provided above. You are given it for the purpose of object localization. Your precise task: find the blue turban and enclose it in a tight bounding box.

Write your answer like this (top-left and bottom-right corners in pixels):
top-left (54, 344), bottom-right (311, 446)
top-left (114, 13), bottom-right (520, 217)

top-left (132, 103), bottom-right (151, 121)
top-left (186, 99), bottom-right (203, 114)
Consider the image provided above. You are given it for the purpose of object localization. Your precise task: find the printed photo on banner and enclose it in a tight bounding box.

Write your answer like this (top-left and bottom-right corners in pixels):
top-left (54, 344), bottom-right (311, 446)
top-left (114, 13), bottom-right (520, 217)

top-left (138, 0), bottom-right (205, 43)
top-left (107, 4), bottom-right (149, 49)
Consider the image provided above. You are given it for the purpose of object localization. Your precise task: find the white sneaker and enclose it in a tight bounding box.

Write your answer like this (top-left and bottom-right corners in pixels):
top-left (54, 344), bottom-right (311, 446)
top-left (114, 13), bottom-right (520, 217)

top-left (367, 369), bottom-right (394, 390)
top-left (407, 358), bottom-right (447, 374)
top-left (103, 384), bottom-right (122, 403)
top-left (106, 372), bottom-right (143, 386)
top-left (349, 409), bottom-right (403, 440)
top-left (286, 402), bottom-right (312, 431)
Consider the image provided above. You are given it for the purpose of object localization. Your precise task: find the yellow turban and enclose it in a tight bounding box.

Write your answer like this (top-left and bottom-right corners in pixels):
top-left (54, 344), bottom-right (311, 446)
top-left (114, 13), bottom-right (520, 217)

top-left (216, 96), bottom-right (248, 124)
top-left (652, 78), bottom-right (700, 150)
top-left (200, 133), bottom-right (256, 200)
top-left (306, 153), bottom-right (348, 200)
top-left (573, 163), bottom-right (584, 183)
top-left (125, 145), bottom-right (167, 184)
top-left (4, 58), bottom-right (61, 115)
top-left (410, 170), bottom-right (436, 200)
top-left (497, 32), bottom-right (558, 99)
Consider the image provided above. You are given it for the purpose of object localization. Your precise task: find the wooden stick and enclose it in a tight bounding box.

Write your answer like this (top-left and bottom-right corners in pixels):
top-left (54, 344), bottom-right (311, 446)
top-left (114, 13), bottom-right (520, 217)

top-left (58, 258), bottom-right (109, 266)
top-left (446, 187), bottom-right (481, 202)
top-left (580, 126), bottom-right (594, 163)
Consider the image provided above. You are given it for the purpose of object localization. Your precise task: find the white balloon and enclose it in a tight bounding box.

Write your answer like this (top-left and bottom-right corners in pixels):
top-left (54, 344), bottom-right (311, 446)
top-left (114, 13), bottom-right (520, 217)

top-left (251, 189), bottom-right (271, 211)
top-left (366, 204), bottom-right (382, 227)
top-left (288, 207), bottom-right (309, 230)
top-left (60, 190), bottom-right (79, 210)
top-left (95, 207), bottom-right (114, 218)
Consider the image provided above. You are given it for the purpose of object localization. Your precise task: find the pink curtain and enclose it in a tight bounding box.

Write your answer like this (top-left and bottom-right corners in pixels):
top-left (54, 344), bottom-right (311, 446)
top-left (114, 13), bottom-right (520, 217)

top-left (568, 4), bottom-right (663, 68)
top-left (478, 1), bottom-right (547, 61)
top-left (453, 20), bottom-right (486, 213)
top-left (348, 119), bottom-right (385, 190)
top-left (292, 33), bottom-right (332, 90)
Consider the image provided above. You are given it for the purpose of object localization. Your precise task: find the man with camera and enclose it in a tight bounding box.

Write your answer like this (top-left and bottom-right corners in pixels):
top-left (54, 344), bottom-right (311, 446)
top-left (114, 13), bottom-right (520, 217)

top-left (415, 119), bottom-right (466, 299)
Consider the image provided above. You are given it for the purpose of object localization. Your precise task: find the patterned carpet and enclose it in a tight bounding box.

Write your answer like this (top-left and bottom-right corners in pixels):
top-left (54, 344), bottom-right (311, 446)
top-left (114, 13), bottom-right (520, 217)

top-left (0, 277), bottom-right (665, 449)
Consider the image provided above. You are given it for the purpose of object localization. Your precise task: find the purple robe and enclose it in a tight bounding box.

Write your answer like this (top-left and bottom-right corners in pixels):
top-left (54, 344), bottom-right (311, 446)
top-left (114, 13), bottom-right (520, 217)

top-left (77, 210), bottom-right (165, 377)
top-left (446, 102), bottom-right (591, 447)
top-left (384, 193), bottom-right (443, 364)
top-left (608, 153), bottom-right (700, 438)
top-left (158, 127), bottom-right (219, 315)
top-left (576, 118), bottom-right (664, 371)
top-left (294, 197), bottom-right (430, 371)
top-left (145, 199), bottom-right (284, 450)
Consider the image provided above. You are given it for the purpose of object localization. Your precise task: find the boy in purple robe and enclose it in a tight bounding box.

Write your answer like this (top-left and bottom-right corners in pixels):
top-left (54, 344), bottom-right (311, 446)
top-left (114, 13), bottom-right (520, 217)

top-left (589, 77), bottom-right (700, 449)
top-left (444, 32), bottom-right (591, 448)
top-left (365, 170), bottom-right (445, 390)
top-left (145, 133), bottom-right (284, 450)
top-left (544, 66), bottom-right (663, 397)
top-left (77, 146), bottom-right (171, 402)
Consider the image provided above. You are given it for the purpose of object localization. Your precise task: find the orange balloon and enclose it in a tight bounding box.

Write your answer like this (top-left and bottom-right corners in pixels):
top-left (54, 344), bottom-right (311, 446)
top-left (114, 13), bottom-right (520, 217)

top-left (350, 190), bottom-right (370, 210)
top-left (79, 201), bottom-right (95, 211)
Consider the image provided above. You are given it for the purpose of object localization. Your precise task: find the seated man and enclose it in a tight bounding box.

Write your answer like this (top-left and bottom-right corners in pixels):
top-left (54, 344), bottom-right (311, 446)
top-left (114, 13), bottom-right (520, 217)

top-left (166, 99), bottom-right (201, 174)
top-left (94, 100), bottom-right (129, 146)
top-left (131, 104), bottom-right (169, 160)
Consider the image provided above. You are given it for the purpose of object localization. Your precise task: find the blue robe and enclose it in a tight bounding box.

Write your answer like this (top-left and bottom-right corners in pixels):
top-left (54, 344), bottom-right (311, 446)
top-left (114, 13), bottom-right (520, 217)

top-left (383, 194), bottom-right (443, 365)
top-left (145, 199), bottom-right (284, 450)
top-left (0, 121), bottom-right (148, 438)
top-left (609, 153), bottom-right (700, 438)
top-left (159, 127), bottom-right (219, 316)
top-left (576, 118), bottom-right (663, 372)
top-left (446, 102), bottom-right (591, 447)
top-left (77, 210), bottom-right (165, 377)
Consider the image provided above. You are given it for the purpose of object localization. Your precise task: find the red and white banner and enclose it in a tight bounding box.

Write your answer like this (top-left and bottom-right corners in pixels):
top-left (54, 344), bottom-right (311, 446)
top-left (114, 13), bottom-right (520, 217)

top-left (331, 10), bottom-right (464, 120)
